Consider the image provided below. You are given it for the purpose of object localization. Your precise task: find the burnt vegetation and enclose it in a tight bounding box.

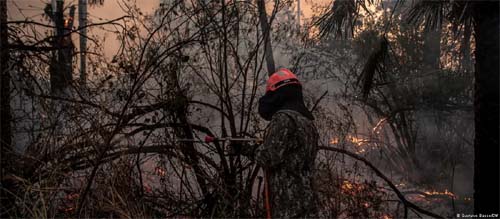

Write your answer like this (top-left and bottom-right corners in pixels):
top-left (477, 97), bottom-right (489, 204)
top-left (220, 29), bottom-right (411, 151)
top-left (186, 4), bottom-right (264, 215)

top-left (1, 0), bottom-right (498, 218)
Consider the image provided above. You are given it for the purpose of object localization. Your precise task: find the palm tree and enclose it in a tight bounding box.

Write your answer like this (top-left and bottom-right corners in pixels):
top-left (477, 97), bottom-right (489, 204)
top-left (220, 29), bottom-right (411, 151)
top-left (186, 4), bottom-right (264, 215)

top-left (316, 0), bottom-right (498, 214)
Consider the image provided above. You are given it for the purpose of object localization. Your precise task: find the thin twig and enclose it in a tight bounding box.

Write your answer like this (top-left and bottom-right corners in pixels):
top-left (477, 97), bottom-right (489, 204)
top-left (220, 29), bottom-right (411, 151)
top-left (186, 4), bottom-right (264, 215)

top-left (310, 90), bottom-right (328, 113)
top-left (319, 146), bottom-right (444, 219)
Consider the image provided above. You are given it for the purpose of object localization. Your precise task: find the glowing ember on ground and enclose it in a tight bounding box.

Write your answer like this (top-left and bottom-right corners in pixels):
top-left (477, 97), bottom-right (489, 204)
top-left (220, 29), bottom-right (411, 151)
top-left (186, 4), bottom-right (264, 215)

top-left (330, 137), bottom-right (339, 144)
top-left (341, 180), bottom-right (355, 191)
top-left (64, 18), bottom-right (72, 28)
top-left (348, 135), bottom-right (368, 146)
top-left (396, 183), bottom-right (406, 187)
top-left (155, 166), bottom-right (166, 176)
top-left (340, 180), bottom-right (369, 194)
top-left (329, 135), bottom-right (369, 146)
top-left (424, 189), bottom-right (456, 198)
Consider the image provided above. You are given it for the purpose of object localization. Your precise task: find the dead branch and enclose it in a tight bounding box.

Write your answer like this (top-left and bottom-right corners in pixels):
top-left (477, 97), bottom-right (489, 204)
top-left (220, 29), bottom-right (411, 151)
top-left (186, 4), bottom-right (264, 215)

top-left (310, 90), bottom-right (328, 113)
top-left (319, 146), bottom-right (444, 219)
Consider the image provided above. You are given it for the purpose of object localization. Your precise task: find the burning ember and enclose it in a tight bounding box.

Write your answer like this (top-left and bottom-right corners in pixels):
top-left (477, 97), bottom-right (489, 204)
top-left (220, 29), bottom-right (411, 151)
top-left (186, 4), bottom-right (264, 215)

top-left (330, 135), bottom-right (371, 154)
top-left (423, 189), bottom-right (456, 198)
top-left (64, 17), bottom-right (73, 28)
top-left (396, 183), bottom-right (406, 187)
top-left (340, 180), bottom-right (370, 194)
top-left (341, 180), bottom-right (355, 191)
top-left (406, 188), bottom-right (458, 203)
top-left (372, 117), bottom-right (388, 134)
top-left (155, 166), bottom-right (167, 177)
top-left (336, 179), bottom-right (391, 218)
top-left (330, 135), bottom-right (369, 146)
top-left (349, 135), bottom-right (368, 146)
top-left (330, 137), bottom-right (340, 144)
top-left (363, 202), bottom-right (370, 208)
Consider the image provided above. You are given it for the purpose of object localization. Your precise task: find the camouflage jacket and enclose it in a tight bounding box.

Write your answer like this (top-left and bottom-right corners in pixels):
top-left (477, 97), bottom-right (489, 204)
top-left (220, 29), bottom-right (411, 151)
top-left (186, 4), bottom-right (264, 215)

top-left (255, 110), bottom-right (319, 218)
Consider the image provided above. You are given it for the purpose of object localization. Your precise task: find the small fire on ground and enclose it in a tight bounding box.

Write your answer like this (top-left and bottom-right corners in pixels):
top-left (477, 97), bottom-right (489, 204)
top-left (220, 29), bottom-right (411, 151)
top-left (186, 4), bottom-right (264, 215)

top-left (330, 135), bottom-right (369, 146)
top-left (423, 189), bottom-right (456, 198)
top-left (330, 135), bottom-right (371, 153)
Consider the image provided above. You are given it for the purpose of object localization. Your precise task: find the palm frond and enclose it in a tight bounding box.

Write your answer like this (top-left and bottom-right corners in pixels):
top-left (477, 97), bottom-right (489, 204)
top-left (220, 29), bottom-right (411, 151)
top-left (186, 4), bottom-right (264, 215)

top-left (406, 0), bottom-right (448, 31)
top-left (447, 1), bottom-right (473, 25)
top-left (447, 1), bottom-right (473, 33)
top-left (43, 3), bottom-right (54, 21)
top-left (89, 0), bottom-right (104, 5)
top-left (314, 0), bottom-right (358, 39)
top-left (359, 36), bottom-right (389, 101)
top-left (314, 0), bottom-right (388, 39)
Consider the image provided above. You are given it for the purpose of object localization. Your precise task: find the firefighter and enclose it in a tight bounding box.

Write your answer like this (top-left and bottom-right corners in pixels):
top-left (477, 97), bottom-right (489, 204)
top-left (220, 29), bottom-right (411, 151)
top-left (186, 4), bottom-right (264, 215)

top-left (249, 68), bottom-right (319, 218)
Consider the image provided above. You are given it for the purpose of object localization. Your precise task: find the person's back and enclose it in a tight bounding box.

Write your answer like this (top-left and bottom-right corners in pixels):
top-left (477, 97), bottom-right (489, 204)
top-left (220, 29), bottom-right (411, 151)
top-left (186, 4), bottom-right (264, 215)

top-left (253, 68), bottom-right (319, 218)
top-left (255, 109), bottom-right (319, 218)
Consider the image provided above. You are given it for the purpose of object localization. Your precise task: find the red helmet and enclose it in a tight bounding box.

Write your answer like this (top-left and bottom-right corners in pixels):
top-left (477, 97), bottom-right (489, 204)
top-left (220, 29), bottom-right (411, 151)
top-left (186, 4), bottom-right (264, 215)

top-left (266, 68), bottom-right (301, 92)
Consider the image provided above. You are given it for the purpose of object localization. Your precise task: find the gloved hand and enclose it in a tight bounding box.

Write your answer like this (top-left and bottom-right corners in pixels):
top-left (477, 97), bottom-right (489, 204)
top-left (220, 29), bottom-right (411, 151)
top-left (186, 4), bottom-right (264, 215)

top-left (229, 142), bottom-right (260, 160)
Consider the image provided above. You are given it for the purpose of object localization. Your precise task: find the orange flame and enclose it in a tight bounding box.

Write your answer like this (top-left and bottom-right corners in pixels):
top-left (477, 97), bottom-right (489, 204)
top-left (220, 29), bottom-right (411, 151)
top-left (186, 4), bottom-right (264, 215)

top-left (341, 180), bottom-right (354, 191)
top-left (64, 18), bottom-right (72, 28)
top-left (424, 189), bottom-right (456, 198)
top-left (330, 137), bottom-right (339, 144)
top-left (330, 135), bottom-right (369, 146)
top-left (340, 180), bottom-right (367, 194)
top-left (348, 136), bottom-right (368, 146)
top-left (155, 166), bottom-right (166, 177)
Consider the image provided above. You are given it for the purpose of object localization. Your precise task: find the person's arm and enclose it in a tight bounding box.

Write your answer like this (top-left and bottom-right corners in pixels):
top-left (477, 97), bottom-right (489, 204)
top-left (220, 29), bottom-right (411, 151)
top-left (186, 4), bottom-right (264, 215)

top-left (237, 142), bottom-right (258, 159)
top-left (255, 112), bottom-right (294, 168)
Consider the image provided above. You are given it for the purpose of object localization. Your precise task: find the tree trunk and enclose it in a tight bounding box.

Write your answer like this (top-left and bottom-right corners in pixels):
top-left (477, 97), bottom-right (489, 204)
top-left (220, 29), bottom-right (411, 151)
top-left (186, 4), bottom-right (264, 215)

top-left (50, 0), bottom-right (74, 95)
top-left (473, 1), bottom-right (499, 214)
top-left (297, 0), bottom-right (300, 31)
top-left (0, 0), bottom-right (15, 216)
top-left (461, 20), bottom-right (473, 72)
top-left (79, 0), bottom-right (87, 84)
top-left (257, 0), bottom-right (275, 76)
top-left (423, 28), bottom-right (441, 70)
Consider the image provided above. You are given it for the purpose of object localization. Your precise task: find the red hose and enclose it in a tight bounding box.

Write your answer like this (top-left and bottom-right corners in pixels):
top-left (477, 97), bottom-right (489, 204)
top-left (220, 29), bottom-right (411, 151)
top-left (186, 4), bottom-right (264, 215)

top-left (264, 170), bottom-right (272, 219)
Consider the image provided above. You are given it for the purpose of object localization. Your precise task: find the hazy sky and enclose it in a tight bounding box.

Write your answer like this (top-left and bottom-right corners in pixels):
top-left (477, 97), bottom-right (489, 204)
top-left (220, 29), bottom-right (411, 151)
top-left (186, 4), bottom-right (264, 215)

top-left (8, 0), bottom-right (160, 58)
top-left (8, 0), bottom-right (330, 59)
